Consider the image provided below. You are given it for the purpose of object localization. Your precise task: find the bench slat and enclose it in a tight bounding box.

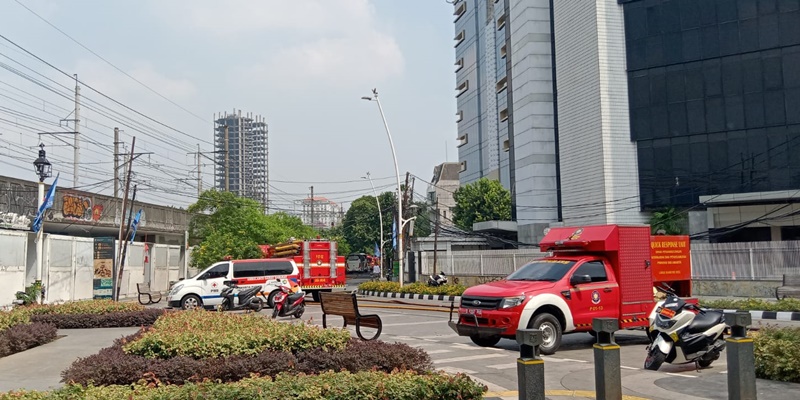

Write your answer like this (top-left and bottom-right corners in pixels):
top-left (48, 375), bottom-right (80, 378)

top-left (319, 292), bottom-right (382, 340)
top-left (783, 275), bottom-right (800, 286)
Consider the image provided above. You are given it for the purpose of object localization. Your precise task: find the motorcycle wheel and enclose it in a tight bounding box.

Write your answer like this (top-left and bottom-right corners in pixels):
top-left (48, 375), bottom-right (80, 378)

top-left (218, 298), bottom-right (229, 312)
top-left (644, 346), bottom-right (667, 371)
top-left (293, 304), bottom-right (305, 319)
top-left (251, 299), bottom-right (263, 313)
top-left (271, 305), bottom-right (280, 319)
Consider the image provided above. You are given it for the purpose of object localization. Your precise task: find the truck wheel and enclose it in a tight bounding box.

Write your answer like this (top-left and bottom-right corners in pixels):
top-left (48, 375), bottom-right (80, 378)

top-left (530, 313), bottom-right (562, 355)
top-left (470, 334), bottom-right (501, 347)
top-left (181, 294), bottom-right (202, 311)
top-left (644, 346), bottom-right (667, 370)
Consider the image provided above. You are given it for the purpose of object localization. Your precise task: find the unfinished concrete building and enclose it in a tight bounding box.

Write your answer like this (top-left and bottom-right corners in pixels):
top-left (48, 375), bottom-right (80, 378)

top-left (214, 110), bottom-right (269, 210)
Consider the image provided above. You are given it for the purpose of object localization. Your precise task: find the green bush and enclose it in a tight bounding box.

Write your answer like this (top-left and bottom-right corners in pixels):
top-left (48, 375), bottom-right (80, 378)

top-left (700, 298), bottom-right (800, 312)
top-left (0, 309), bottom-right (30, 332)
top-left (27, 299), bottom-right (144, 315)
top-left (124, 310), bottom-right (351, 359)
top-left (754, 326), bottom-right (800, 383)
top-left (358, 281), bottom-right (466, 297)
top-left (6, 371), bottom-right (487, 400)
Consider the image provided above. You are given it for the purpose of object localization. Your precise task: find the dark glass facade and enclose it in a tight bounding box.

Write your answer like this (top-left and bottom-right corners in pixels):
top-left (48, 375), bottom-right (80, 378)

top-left (621, 0), bottom-right (800, 209)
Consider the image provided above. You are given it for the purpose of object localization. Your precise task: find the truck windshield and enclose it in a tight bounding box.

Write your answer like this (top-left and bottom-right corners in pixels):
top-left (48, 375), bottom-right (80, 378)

top-left (506, 260), bottom-right (576, 282)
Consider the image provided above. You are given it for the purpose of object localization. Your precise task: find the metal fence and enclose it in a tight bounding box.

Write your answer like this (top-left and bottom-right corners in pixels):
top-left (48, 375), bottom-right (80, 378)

top-left (417, 240), bottom-right (800, 281)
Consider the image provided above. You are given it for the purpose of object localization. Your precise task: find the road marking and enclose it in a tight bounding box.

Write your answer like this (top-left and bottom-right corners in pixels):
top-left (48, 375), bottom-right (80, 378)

top-left (425, 349), bottom-right (453, 355)
top-left (487, 363), bottom-right (517, 370)
top-left (666, 372), bottom-right (698, 378)
top-left (542, 356), bottom-right (588, 363)
top-left (450, 343), bottom-right (506, 351)
top-left (621, 366), bottom-right (639, 370)
top-left (438, 366), bottom-right (477, 375)
top-left (382, 320), bottom-right (446, 327)
top-left (434, 353), bottom-right (507, 364)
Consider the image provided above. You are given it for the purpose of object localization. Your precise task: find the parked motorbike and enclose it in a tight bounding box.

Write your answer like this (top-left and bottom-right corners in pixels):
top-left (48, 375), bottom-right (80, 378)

top-left (218, 280), bottom-right (264, 312)
top-left (644, 289), bottom-right (726, 371)
top-left (270, 285), bottom-right (306, 319)
top-left (428, 272), bottom-right (448, 287)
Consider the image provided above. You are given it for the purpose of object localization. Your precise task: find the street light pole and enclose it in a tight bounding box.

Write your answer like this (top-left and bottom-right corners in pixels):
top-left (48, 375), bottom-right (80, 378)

top-left (32, 144), bottom-right (52, 298)
top-left (362, 88), bottom-right (404, 286)
top-left (362, 172), bottom-right (385, 280)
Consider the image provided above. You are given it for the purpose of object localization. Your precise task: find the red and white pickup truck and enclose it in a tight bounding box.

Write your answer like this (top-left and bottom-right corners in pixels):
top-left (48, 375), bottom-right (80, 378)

top-left (449, 224), bottom-right (692, 354)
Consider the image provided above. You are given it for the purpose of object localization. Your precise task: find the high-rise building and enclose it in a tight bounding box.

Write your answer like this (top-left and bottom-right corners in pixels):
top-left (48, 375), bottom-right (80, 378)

top-left (214, 109), bottom-right (269, 209)
top-left (427, 162), bottom-right (461, 226)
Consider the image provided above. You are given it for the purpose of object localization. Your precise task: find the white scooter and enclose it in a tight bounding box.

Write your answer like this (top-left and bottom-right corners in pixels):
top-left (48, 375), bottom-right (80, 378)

top-left (644, 290), bottom-right (726, 371)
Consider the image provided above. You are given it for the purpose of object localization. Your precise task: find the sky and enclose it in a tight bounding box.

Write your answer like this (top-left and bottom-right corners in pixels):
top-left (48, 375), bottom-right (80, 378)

top-left (0, 0), bottom-right (458, 213)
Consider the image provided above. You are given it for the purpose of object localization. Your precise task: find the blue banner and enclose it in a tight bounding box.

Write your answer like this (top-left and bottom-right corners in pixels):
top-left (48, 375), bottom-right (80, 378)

top-left (129, 209), bottom-right (142, 243)
top-left (392, 219), bottom-right (397, 250)
top-left (374, 242), bottom-right (380, 258)
top-left (31, 174), bottom-right (59, 233)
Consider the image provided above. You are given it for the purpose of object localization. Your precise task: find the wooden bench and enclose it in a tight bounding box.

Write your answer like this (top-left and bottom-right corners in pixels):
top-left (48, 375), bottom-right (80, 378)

top-left (137, 283), bottom-right (162, 305)
top-left (776, 275), bottom-right (800, 300)
top-left (319, 292), bottom-right (382, 340)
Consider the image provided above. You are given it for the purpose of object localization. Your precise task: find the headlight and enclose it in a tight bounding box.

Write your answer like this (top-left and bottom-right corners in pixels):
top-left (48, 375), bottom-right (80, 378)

top-left (169, 284), bottom-right (183, 295)
top-left (499, 295), bottom-right (526, 309)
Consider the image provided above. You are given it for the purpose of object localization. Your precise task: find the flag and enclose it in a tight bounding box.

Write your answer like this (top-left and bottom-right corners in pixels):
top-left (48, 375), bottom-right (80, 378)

top-left (31, 174), bottom-right (59, 233)
top-left (392, 219), bottom-right (397, 250)
top-left (129, 209), bottom-right (143, 243)
top-left (374, 242), bottom-right (380, 258)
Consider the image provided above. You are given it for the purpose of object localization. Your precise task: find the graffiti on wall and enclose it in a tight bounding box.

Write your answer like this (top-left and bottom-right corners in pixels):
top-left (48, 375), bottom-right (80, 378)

top-left (0, 182), bottom-right (37, 217)
top-left (62, 194), bottom-right (98, 221)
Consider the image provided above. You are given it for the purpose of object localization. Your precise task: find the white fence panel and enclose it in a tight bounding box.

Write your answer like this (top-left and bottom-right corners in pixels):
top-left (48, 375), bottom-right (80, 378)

top-left (691, 241), bottom-right (800, 280)
top-left (153, 245), bottom-right (169, 292)
top-left (0, 231), bottom-right (28, 307)
top-left (74, 238), bottom-right (93, 300)
top-left (45, 236), bottom-right (75, 304)
top-left (167, 245), bottom-right (181, 284)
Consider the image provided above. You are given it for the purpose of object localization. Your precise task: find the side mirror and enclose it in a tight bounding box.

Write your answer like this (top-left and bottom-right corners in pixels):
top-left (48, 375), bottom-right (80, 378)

top-left (570, 274), bottom-right (592, 286)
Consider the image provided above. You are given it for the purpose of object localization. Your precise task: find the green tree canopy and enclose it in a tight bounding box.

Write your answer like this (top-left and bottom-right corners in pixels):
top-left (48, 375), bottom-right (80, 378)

top-left (452, 178), bottom-right (512, 231)
top-left (649, 207), bottom-right (687, 235)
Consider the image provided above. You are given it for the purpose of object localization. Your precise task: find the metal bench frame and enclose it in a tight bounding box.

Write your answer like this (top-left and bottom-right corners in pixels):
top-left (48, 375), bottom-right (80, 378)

top-left (320, 292), bottom-right (382, 340)
top-left (776, 274), bottom-right (800, 300)
top-left (136, 282), bottom-right (162, 305)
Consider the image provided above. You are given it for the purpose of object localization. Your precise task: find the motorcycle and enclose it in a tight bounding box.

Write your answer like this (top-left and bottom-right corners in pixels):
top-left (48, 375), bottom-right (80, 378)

top-left (218, 280), bottom-right (264, 312)
top-left (428, 272), bottom-right (448, 287)
top-left (271, 285), bottom-right (306, 319)
top-left (644, 289), bottom-right (726, 371)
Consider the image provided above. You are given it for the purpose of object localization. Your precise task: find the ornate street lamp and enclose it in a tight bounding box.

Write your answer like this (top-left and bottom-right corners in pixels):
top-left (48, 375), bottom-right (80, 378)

top-left (33, 143), bottom-right (52, 182)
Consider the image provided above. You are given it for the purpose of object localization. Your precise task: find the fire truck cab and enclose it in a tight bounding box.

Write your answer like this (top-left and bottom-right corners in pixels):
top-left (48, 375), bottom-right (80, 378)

top-left (449, 224), bottom-right (692, 354)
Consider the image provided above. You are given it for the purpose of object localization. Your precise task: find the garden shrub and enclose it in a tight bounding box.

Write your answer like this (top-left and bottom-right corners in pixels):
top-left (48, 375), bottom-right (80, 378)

top-left (27, 299), bottom-right (145, 315)
top-left (700, 298), bottom-right (800, 312)
top-left (0, 322), bottom-right (57, 358)
top-left (18, 371), bottom-right (487, 400)
top-left (0, 309), bottom-right (31, 332)
top-left (64, 336), bottom-right (433, 386)
top-left (358, 281), bottom-right (466, 296)
top-left (123, 310), bottom-right (351, 359)
top-left (359, 281), bottom-right (401, 293)
top-left (30, 309), bottom-right (164, 329)
top-left (754, 325), bottom-right (800, 383)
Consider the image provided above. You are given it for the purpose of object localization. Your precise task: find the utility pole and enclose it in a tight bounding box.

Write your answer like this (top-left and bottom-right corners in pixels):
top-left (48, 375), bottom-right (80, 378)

top-left (118, 184), bottom-right (137, 284)
top-left (113, 128), bottom-right (119, 200)
top-left (310, 186), bottom-right (315, 229)
top-left (114, 136), bottom-right (135, 301)
top-left (224, 125), bottom-right (230, 192)
top-left (433, 200), bottom-right (440, 272)
top-left (73, 74), bottom-right (80, 188)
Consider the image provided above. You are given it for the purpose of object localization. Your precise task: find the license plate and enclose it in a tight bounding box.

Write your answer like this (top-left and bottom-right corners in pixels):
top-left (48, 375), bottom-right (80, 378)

top-left (658, 307), bottom-right (676, 318)
top-left (465, 308), bottom-right (482, 316)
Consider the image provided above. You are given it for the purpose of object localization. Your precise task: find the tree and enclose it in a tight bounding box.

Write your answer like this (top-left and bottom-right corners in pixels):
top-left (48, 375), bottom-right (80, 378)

top-left (342, 192), bottom-right (396, 256)
top-left (325, 225), bottom-right (352, 256)
top-left (452, 178), bottom-right (512, 231)
top-left (649, 207), bottom-right (687, 235)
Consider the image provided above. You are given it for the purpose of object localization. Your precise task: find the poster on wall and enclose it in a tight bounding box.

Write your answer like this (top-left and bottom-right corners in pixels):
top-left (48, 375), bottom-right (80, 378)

top-left (93, 237), bottom-right (115, 299)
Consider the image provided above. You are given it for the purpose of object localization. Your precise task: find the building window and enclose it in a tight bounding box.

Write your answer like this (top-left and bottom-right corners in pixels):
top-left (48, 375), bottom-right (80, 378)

top-left (457, 134), bottom-right (469, 147)
top-left (500, 108), bottom-right (509, 121)
top-left (497, 14), bottom-right (506, 30)
top-left (503, 139), bottom-right (510, 152)
top-left (455, 57), bottom-right (464, 72)
top-left (496, 76), bottom-right (508, 93)
top-left (454, 2), bottom-right (466, 22)
top-left (500, 44), bottom-right (507, 59)
top-left (460, 161), bottom-right (467, 172)
top-left (456, 80), bottom-right (469, 96)
top-left (454, 30), bottom-right (465, 47)
top-left (456, 110), bottom-right (464, 123)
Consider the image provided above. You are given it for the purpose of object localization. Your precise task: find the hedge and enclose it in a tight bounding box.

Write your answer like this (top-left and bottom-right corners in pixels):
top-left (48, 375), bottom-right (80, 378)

top-left (700, 298), bottom-right (800, 312)
top-left (0, 322), bottom-right (57, 358)
top-left (31, 309), bottom-right (164, 329)
top-left (9, 371), bottom-right (487, 400)
top-left (359, 281), bottom-right (466, 297)
top-left (754, 326), bottom-right (800, 383)
top-left (65, 334), bottom-right (433, 385)
top-left (124, 311), bottom-right (351, 359)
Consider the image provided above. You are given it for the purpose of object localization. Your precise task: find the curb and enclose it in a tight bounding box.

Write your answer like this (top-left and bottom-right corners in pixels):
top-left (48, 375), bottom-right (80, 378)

top-left (712, 309), bottom-right (800, 322)
top-left (358, 290), bottom-right (460, 304)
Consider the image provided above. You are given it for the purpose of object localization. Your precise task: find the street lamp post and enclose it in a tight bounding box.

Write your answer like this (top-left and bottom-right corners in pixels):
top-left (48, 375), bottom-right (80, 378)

top-left (32, 143), bottom-right (52, 293)
top-left (362, 88), bottom-right (405, 286)
top-left (362, 172), bottom-right (386, 280)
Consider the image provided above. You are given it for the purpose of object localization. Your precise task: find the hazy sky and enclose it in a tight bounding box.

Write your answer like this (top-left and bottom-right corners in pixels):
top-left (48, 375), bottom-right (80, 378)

top-left (0, 0), bottom-right (457, 212)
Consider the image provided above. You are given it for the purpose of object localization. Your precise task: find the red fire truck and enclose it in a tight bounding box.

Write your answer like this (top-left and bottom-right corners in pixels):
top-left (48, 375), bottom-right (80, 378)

top-left (449, 224), bottom-right (693, 354)
top-left (260, 239), bottom-right (346, 302)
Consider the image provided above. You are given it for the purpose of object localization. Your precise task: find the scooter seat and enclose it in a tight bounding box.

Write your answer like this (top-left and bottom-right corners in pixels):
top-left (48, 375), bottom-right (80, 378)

top-left (288, 292), bottom-right (305, 303)
top-left (238, 286), bottom-right (260, 297)
top-left (686, 310), bottom-right (724, 334)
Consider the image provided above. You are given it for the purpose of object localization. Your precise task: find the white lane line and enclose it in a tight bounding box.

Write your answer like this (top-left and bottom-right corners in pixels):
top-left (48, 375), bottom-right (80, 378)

top-left (382, 320), bottom-right (446, 327)
top-left (666, 372), bottom-right (698, 378)
top-left (434, 353), bottom-right (508, 364)
top-left (438, 366), bottom-right (477, 374)
top-left (487, 363), bottom-right (517, 370)
top-left (425, 349), bottom-right (453, 355)
top-left (621, 366), bottom-right (639, 370)
top-left (541, 356), bottom-right (588, 363)
top-left (450, 343), bottom-right (507, 351)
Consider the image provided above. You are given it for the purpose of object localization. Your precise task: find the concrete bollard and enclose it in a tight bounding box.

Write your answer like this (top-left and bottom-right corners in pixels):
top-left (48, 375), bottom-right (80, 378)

top-left (516, 328), bottom-right (545, 400)
top-left (725, 312), bottom-right (756, 400)
top-left (593, 318), bottom-right (622, 400)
